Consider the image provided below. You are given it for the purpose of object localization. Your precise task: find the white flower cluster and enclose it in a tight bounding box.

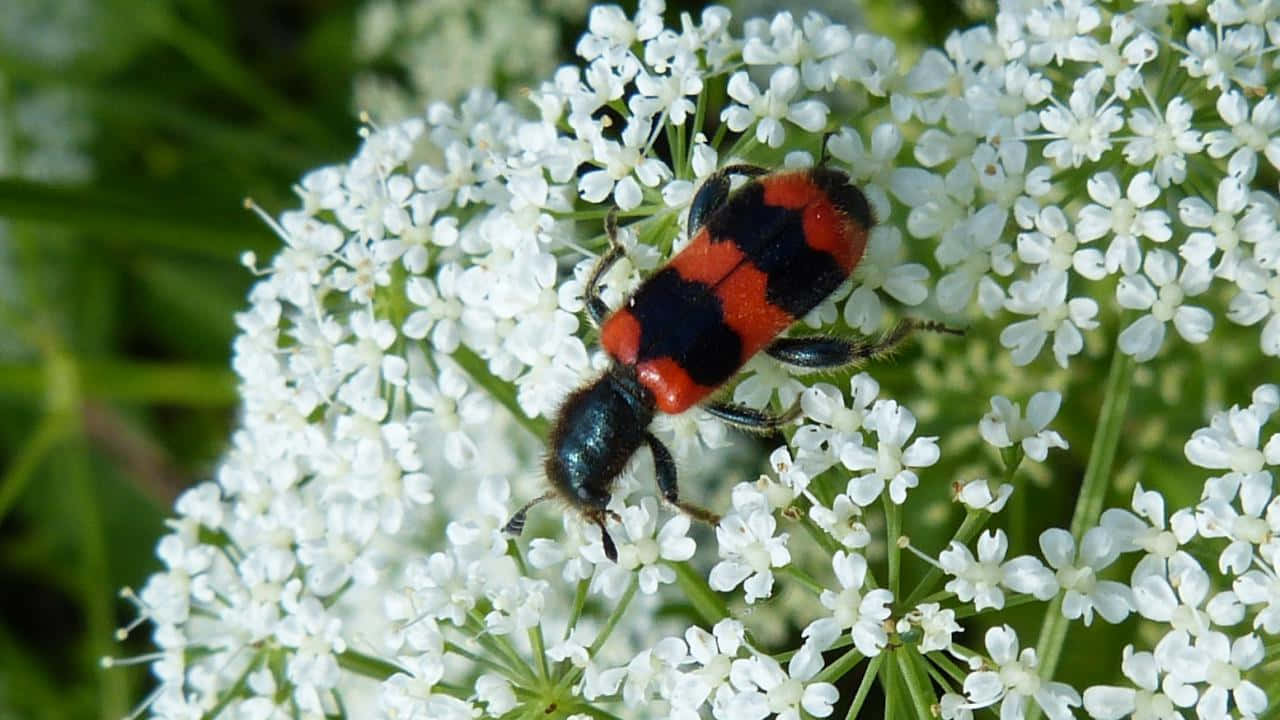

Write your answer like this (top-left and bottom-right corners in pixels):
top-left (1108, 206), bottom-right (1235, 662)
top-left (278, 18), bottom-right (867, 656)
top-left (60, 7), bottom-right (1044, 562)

top-left (117, 0), bottom-right (1280, 718)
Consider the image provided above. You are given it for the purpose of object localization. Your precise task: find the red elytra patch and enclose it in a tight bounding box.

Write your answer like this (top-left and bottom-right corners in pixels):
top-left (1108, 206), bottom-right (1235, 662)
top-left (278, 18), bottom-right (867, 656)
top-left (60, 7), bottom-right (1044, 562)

top-left (760, 170), bottom-right (821, 210)
top-left (636, 356), bottom-right (713, 414)
top-left (709, 261), bottom-right (795, 363)
top-left (668, 228), bottom-right (747, 285)
top-left (804, 201), bottom-right (865, 274)
top-left (601, 308), bottom-right (642, 365)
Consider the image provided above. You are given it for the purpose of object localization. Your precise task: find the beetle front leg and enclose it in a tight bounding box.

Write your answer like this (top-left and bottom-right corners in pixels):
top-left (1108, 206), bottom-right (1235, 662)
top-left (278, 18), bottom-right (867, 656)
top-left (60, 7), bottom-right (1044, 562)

top-left (644, 432), bottom-right (720, 525)
top-left (583, 208), bottom-right (629, 327)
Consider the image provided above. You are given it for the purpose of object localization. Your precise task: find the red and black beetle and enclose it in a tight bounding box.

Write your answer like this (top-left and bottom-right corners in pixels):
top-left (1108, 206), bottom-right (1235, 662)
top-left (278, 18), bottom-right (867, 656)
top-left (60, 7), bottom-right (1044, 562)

top-left (506, 165), bottom-right (954, 561)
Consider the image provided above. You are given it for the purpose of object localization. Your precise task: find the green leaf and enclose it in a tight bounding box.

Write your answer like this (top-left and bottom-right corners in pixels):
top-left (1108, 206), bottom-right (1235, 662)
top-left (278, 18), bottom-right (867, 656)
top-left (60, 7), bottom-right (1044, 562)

top-left (0, 179), bottom-right (274, 261)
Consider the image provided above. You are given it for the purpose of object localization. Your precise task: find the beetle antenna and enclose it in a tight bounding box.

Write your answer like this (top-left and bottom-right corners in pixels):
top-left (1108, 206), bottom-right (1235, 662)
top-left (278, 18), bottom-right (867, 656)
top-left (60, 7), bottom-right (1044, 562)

top-left (503, 492), bottom-right (553, 536)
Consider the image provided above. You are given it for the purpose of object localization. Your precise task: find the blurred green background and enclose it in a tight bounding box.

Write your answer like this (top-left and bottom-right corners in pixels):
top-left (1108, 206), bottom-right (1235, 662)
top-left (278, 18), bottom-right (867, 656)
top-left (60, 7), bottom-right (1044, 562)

top-left (0, 0), bottom-right (1035, 717)
top-left (0, 1), bottom-right (368, 716)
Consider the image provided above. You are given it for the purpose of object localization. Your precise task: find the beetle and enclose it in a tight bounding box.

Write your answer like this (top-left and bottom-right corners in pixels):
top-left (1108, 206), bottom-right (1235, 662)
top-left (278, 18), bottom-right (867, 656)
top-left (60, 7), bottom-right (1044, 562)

top-left (504, 164), bottom-right (957, 561)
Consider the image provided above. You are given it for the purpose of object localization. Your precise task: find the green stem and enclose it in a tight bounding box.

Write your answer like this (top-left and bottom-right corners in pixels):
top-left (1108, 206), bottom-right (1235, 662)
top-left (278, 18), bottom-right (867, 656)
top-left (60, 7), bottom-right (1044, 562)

top-left (337, 650), bottom-right (407, 681)
top-left (896, 648), bottom-right (936, 719)
top-left (467, 612), bottom-right (540, 688)
top-left (587, 579), bottom-right (637, 658)
top-left (885, 495), bottom-right (903, 598)
top-left (508, 545), bottom-right (550, 683)
top-left (564, 704), bottom-right (625, 720)
top-left (815, 646), bottom-right (864, 685)
top-left (444, 641), bottom-right (526, 681)
top-left (882, 652), bottom-right (899, 720)
top-left (0, 413), bottom-right (69, 527)
top-left (564, 578), bottom-right (591, 643)
top-left (1030, 343), bottom-right (1134, 720)
top-left (781, 564), bottom-right (825, 596)
top-left (842, 653), bottom-right (884, 720)
top-left (555, 577), bottom-right (638, 696)
top-left (202, 651), bottom-right (263, 720)
top-left (799, 512), bottom-right (843, 557)
top-left (928, 650), bottom-right (969, 685)
top-left (671, 560), bottom-right (729, 625)
top-left (954, 592), bottom-right (1039, 619)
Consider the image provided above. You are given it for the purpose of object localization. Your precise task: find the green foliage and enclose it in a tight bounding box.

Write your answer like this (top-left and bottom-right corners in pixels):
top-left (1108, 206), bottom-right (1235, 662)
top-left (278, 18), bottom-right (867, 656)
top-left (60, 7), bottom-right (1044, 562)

top-left (0, 1), bottom-right (368, 717)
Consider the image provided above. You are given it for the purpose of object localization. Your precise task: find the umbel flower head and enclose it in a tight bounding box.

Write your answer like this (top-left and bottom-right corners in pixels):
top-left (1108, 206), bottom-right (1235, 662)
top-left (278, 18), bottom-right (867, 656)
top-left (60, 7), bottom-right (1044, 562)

top-left (113, 1), bottom-right (1280, 718)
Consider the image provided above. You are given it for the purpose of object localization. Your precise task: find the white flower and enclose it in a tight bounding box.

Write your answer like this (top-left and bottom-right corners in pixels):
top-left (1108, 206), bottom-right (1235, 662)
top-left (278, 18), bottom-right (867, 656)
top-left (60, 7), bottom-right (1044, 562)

top-left (801, 551), bottom-right (893, 657)
top-left (940, 529), bottom-right (1058, 611)
top-left (1184, 399), bottom-right (1272, 492)
top-left (733, 354), bottom-right (806, 410)
top-left (742, 11), bottom-right (852, 91)
top-left (710, 493), bottom-right (791, 604)
top-left (1039, 527), bottom-right (1134, 625)
top-left (475, 674), bottom-right (517, 716)
top-left (962, 625), bottom-right (1081, 720)
top-left (1117, 249), bottom-right (1214, 362)
top-left (547, 625), bottom-right (594, 668)
top-left (726, 649), bottom-right (838, 720)
top-left (999, 268), bottom-right (1099, 367)
top-left (1234, 552), bottom-right (1280, 634)
top-left (957, 477), bottom-right (1015, 513)
top-left (1039, 69), bottom-right (1124, 168)
top-left (588, 498), bottom-right (696, 596)
top-left (578, 119), bottom-right (671, 211)
top-left (1180, 25), bottom-right (1266, 93)
top-left (1189, 632), bottom-right (1267, 720)
top-left (841, 399), bottom-right (940, 505)
top-left (979, 391), bottom-right (1069, 462)
top-left (720, 66), bottom-right (829, 148)
top-left (808, 493), bottom-right (872, 549)
top-left (1123, 96), bottom-right (1203, 187)
top-left (1131, 552), bottom-right (1229, 636)
top-left (678, 620), bottom-right (746, 713)
top-left (1178, 175), bottom-right (1273, 281)
top-left (1203, 91), bottom-right (1280, 177)
top-left (795, 374), bottom-right (880, 464)
top-left (1194, 470), bottom-right (1274, 575)
top-left (1075, 171), bottom-right (1171, 277)
top-left (1082, 645), bottom-right (1197, 720)
top-left (826, 123), bottom-right (902, 219)
top-left (1228, 260), bottom-right (1280, 356)
top-left (1024, 0), bottom-right (1101, 66)
top-left (897, 602), bottom-right (961, 653)
top-left (1016, 203), bottom-right (1105, 280)
top-left (1100, 484), bottom-right (1197, 567)
top-left (624, 637), bottom-right (689, 707)
top-left (843, 226), bottom-right (931, 333)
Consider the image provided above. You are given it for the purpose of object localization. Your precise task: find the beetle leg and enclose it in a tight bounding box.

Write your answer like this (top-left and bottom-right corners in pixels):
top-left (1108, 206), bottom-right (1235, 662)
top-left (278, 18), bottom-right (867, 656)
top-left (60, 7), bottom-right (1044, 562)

top-left (687, 164), bottom-right (770, 234)
top-left (584, 208), bottom-right (627, 327)
top-left (644, 432), bottom-right (720, 525)
top-left (766, 320), bottom-right (965, 369)
top-left (702, 401), bottom-right (801, 433)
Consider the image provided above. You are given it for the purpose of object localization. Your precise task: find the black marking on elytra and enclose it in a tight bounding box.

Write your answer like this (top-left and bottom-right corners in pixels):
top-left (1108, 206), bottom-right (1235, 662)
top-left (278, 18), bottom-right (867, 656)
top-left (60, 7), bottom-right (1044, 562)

top-left (809, 167), bottom-right (874, 229)
top-left (704, 181), bottom-right (847, 318)
top-left (628, 268), bottom-right (742, 388)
